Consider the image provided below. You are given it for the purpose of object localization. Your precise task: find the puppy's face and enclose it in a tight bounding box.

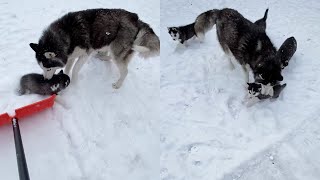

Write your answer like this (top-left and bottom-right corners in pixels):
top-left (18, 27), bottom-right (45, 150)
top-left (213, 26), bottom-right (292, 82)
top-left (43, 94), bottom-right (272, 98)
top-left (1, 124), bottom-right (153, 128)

top-left (247, 83), bottom-right (262, 98)
top-left (167, 27), bottom-right (180, 41)
top-left (57, 70), bottom-right (70, 89)
top-left (29, 43), bottom-right (66, 80)
top-left (254, 56), bottom-right (283, 84)
top-left (50, 70), bottom-right (70, 92)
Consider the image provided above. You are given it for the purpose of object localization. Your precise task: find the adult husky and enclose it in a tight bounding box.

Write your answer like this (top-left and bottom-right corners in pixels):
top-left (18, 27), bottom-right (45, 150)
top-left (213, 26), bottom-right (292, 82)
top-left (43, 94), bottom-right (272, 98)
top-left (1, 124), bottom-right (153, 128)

top-left (30, 8), bottom-right (160, 89)
top-left (196, 8), bottom-right (291, 85)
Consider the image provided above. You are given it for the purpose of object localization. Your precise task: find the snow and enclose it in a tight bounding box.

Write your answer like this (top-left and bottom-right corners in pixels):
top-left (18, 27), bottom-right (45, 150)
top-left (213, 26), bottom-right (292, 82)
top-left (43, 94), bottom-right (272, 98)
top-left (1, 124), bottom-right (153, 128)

top-left (0, 0), bottom-right (159, 180)
top-left (1, 0), bottom-right (320, 179)
top-left (160, 0), bottom-right (320, 180)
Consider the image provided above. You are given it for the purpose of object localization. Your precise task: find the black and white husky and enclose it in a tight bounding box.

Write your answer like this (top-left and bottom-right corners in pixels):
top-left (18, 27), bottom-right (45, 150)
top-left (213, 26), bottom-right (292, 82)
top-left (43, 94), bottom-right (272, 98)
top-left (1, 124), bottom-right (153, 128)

top-left (167, 10), bottom-right (218, 44)
top-left (189, 8), bottom-right (295, 85)
top-left (19, 70), bottom-right (70, 95)
top-left (30, 8), bottom-right (160, 89)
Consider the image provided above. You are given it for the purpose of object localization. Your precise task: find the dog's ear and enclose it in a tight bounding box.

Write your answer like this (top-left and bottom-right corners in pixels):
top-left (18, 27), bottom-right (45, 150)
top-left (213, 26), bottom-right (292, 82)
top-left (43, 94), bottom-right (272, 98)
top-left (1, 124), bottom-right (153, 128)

top-left (276, 73), bottom-right (283, 81)
top-left (58, 70), bottom-right (63, 74)
top-left (29, 43), bottom-right (39, 52)
top-left (167, 27), bottom-right (171, 31)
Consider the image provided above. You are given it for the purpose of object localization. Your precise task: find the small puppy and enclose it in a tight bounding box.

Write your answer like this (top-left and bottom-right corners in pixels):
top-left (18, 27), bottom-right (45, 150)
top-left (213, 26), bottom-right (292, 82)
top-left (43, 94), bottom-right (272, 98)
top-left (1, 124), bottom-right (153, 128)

top-left (277, 37), bottom-right (297, 69)
top-left (19, 70), bottom-right (70, 95)
top-left (168, 9), bottom-right (218, 44)
top-left (247, 82), bottom-right (286, 100)
top-left (168, 23), bottom-right (196, 44)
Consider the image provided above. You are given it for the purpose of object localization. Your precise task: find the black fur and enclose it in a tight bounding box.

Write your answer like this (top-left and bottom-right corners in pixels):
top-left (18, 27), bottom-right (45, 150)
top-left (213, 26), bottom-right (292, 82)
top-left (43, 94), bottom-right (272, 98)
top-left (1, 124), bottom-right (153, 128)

top-left (30, 8), bottom-right (139, 68)
top-left (216, 8), bottom-right (285, 85)
top-left (277, 37), bottom-right (297, 69)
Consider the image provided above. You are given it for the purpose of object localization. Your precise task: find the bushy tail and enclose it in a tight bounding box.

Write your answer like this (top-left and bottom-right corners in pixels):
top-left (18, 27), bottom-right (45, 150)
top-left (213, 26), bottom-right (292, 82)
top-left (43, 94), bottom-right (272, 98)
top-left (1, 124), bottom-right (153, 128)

top-left (132, 20), bottom-right (160, 59)
top-left (194, 9), bottom-right (219, 39)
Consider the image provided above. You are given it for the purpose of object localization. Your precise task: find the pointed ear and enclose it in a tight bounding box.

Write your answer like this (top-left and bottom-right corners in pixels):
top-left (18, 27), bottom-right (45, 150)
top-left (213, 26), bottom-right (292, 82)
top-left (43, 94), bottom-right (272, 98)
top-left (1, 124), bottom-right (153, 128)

top-left (29, 43), bottom-right (39, 52)
top-left (167, 27), bottom-right (170, 31)
top-left (277, 73), bottom-right (283, 81)
top-left (58, 70), bottom-right (63, 74)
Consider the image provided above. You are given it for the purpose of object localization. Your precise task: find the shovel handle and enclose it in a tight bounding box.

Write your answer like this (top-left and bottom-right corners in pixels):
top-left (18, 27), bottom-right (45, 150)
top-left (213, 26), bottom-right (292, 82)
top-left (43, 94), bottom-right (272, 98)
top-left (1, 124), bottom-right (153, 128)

top-left (12, 118), bottom-right (30, 180)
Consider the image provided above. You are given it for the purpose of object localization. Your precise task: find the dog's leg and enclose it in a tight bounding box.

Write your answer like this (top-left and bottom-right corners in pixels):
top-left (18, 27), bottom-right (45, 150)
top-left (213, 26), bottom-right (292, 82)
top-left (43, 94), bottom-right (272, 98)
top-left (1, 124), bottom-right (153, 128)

top-left (228, 57), bottom-right (235, 70)
top-left (112, 52), bottom-right (134, 89)
top-left (95, 51), bottom-right (112, 61)
top-left (197, 33), bottom-right (205, 43)
top-left (71, 55), bottom-right (89, 83)
top-left (64, 58), bottom-right (76, 76)
top-left (242, 64), bottom-right (249, 82)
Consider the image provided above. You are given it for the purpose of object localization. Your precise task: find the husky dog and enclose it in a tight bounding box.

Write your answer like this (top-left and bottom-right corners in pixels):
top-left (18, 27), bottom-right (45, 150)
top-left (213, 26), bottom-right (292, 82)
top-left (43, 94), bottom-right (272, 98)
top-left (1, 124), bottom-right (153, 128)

top-left (204, 8), bottom-right (293, 85)
top-left (19, 70), bottom-right (70, 95)
top-left (167, 9), bottom-right (218, 44)
top-left (247, 82), bottom-right (286, 99)
top-left (278, 37), bottom-right (297, 69)
top-left (30, 9), bottom-right (160, 89)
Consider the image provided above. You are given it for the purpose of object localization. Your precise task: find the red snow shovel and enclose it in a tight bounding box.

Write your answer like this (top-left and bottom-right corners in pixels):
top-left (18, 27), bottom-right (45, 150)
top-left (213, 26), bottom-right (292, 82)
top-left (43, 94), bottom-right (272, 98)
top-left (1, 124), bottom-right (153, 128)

top-left (0, 94), bottom-right (56, 180)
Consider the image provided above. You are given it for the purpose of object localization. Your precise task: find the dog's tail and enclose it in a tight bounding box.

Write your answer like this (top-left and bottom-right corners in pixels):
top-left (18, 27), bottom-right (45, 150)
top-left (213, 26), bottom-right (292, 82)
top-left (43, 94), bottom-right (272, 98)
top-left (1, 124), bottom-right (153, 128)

top-left (132, 20), bottom-right (160, 59)
top-left (254, 8), bottom-right (269, 30)
top-left (194, 9), bottom-right (219, 40)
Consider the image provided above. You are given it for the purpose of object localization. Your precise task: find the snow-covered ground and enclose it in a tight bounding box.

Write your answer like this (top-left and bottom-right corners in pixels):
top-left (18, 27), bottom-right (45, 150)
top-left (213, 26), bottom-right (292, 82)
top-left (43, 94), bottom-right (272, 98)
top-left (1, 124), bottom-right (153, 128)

top-left (0, 0), bottom-right (159, 180)
top-left (160, 0), bottom-right (320, 180)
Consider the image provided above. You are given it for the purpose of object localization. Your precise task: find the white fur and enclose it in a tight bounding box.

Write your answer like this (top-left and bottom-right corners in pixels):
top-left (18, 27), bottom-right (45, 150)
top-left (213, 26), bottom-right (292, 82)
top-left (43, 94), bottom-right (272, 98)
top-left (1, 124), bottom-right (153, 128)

top-left (256, 40), bottom-right (262, 51)
top-left (40, 62), bottom-right (60, 79)
top-left (132, 45), bottom-right (150, 53)
top-left (260, 83), bottom-right (274, 96)
top-left (50, 84), bottom-right (59, 91)
top-left (64, 46), bottom-right (90, 80)
top-left (197, 33), bottom-right (205, 42)
top-left (170, 32), bottom-right (180, 41)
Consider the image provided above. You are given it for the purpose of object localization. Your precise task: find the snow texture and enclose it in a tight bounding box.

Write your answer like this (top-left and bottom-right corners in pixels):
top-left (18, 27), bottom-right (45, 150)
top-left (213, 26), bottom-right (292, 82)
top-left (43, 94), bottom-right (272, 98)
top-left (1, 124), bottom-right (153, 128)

top-left (160, 0), bottom-right (320, 180)
top-left (0, 0), bottom-right (159, 180)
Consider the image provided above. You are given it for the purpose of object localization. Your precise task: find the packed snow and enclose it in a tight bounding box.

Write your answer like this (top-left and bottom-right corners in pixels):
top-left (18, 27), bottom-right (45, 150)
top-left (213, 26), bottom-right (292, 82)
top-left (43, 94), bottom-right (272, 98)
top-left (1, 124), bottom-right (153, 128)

top-left (160, 0), bottom-right (320, 180)
top-left (0, 0), bottom-right (159, 180)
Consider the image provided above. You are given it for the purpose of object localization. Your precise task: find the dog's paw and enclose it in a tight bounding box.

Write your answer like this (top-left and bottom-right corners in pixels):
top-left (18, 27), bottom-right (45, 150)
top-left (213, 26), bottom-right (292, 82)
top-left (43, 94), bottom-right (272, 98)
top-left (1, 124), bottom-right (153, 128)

top-left (112, 82), bottom-right (122, 89)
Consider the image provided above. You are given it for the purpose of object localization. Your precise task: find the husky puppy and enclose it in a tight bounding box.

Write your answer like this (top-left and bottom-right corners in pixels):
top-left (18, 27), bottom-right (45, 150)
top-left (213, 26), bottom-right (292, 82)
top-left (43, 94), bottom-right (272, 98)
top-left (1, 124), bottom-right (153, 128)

top-left (167, 23), bottom-right (195, 44)
top-left (19, 70), bottom-right (70, 95)
top-left (168, 9), bottom-right (218, 44)
top-left (278, 37), bottom-right (297, 69)
top-left (247, 82), bottom-right (286, 99)
top-left (30, 9), bottom-right (160, 89)
top-left (207, 8), bottom-right (291, 85)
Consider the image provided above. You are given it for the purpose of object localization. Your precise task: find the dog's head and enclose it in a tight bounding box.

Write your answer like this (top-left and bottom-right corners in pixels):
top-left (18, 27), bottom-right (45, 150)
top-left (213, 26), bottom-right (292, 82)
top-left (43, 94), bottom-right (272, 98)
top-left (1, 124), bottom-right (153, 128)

top-left (247, 82), bottom-right (262, 98)
top-left (30, 43), bottom-right (66, 80)
top-left (253, 55), bottom-right (283, 84)
top-left (167, 27), bottom-right (180, 41)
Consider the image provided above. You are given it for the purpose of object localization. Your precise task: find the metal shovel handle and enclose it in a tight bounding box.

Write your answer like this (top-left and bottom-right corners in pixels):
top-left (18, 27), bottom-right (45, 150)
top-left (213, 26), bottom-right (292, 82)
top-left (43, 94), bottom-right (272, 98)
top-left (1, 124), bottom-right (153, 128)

top-left (12, 118), bottom-right (30, 180)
